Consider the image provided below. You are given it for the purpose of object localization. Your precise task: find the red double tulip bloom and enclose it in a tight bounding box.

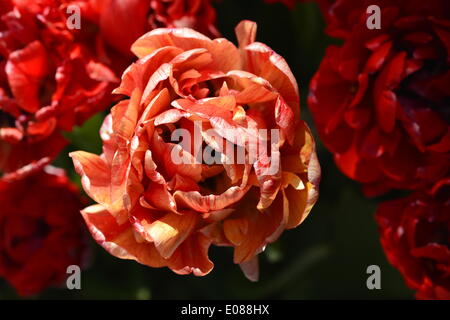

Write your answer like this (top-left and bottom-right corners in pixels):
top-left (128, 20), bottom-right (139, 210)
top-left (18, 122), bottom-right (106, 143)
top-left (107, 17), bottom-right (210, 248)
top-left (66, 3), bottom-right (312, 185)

top-left (376, 178), bottom-right (450, 300)
top-left (0, 0), bottom-right (117, 176)
top-left (0, 165), bottom-right (88, 296)
top-left (309, 0), bottom-right (450, 195)
top-left (71, 21), bottom-right (320, 280)
top-left (73, 0), bottom-right (219, 73)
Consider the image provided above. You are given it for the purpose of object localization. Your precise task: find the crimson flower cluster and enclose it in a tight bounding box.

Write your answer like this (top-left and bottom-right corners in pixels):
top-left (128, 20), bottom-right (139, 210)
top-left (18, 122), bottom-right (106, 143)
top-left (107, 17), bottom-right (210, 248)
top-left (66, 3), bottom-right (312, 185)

top-left (307, 0), bottom-right (450, 299)
top-left (0, 163), bottom-right (88, 296)
top-left (0, 0), bottom-right (117, 175)
top-left (0, 0), bottom-right (220, 296)
top-left (376, 179), bottom-right (450, 300)
top-left (72, 0), bottom-right (219, 73)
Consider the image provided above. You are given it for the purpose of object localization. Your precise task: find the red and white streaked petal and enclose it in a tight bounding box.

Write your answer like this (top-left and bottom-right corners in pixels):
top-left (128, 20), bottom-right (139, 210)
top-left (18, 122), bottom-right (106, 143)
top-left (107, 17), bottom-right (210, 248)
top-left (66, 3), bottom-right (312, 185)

top-left (131, 27), bottom-right (240, 71)
top-left (81, 204), bottom-right (167, 267)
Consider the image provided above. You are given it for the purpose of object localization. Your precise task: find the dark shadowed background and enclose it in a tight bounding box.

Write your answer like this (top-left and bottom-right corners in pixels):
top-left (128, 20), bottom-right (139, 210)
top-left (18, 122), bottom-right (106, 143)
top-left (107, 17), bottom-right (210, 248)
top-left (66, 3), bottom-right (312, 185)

top-left (0, 0), bottom-right (413, 299)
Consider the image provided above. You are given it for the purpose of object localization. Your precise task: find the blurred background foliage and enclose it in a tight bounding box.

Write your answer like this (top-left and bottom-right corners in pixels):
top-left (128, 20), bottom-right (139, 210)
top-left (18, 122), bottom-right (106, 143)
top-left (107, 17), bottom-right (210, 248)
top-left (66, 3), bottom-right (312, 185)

top-left (0, 0), bottom-right (413, 299)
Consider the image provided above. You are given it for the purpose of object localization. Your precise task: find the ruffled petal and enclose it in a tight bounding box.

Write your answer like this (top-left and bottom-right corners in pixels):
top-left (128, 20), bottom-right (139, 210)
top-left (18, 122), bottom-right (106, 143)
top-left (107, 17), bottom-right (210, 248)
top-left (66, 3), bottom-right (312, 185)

top-left (70, 151), bottom-right (127, 223)
top-left (81, 205), bottom-right (167, 267)
top-left (5, 41), bottom-right (48, 113)
top-left (131, 28), bottom-right (240, 71)
top-left (174, 185), bottom-right (251, 213)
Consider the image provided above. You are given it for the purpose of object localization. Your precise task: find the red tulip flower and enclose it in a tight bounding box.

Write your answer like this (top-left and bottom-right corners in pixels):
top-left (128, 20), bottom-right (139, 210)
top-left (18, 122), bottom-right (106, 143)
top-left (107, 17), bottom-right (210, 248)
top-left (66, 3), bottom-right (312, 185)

top-left (0, 164), bottom-right (89, 296)
top-left (309, 0), bottom-right (450, 196)
top-left (71, 21), bottom-right (320, 280)
top-left (376, 178), bottom-right (450, 300)
top-left (0, 0), bottom-right (117, 176)
top-left (72, 0), bottom-right (220, 73)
